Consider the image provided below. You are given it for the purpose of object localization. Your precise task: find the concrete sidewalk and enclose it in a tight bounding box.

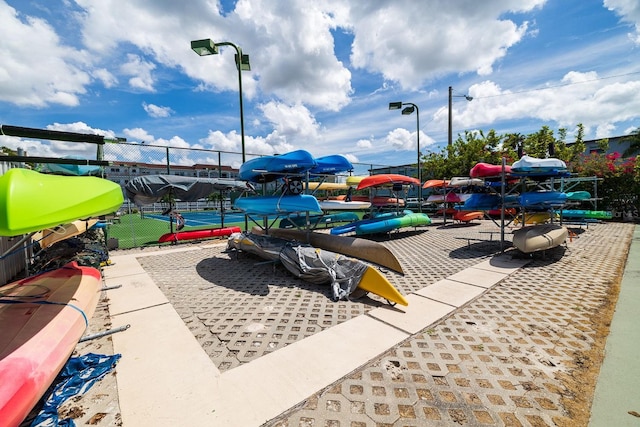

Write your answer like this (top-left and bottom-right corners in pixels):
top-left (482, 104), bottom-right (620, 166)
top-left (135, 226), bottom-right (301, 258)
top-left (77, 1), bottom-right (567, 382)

top-left (64, 220), bottom-right (636, 426)
top-left (589, 224), bottom-right (640, 426)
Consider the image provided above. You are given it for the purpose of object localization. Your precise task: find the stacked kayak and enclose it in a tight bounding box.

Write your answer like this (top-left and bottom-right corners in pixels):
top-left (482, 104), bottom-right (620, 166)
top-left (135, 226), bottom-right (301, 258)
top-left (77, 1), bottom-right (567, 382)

top-left (511, 155), bottom-right (570, 177)
top-left (470, 162), bottom-right (512, 178)
top-left (309, 154), bottom-right (353, 175)
top-left (519, 191), bottom-right (568, 209)
top-left (356, 174), bottom-right (420, 190)
top-left (239, 150), bottom-right (317, 183)
top-left (0, 168), bottom-right (124, 236)
top-left (234, 194), bottom-right (322, 215)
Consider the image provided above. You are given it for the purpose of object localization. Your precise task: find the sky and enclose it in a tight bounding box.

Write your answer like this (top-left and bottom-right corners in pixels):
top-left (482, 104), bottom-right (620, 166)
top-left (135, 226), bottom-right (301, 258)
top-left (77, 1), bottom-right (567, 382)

top-left (1, 0), bottom-right (639, 175)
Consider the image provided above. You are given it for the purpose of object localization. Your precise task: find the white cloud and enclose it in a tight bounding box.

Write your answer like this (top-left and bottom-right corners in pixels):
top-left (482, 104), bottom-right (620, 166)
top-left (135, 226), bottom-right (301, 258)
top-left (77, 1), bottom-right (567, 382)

top-left (347, 0), bottom-right (542, 89)
top-left (120, 54), bottom-right (156, 91)
top-left (143, 102), bottom-right (173, 118)
top-left (0, 2), bottom-right (90, 106)
top-left (604, 0), bottom-right (640, 44)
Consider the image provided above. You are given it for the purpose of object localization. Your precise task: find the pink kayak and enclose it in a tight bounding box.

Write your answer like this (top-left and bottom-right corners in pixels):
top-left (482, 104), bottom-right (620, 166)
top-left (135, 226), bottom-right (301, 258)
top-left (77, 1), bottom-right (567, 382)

top-left (158, 226), bottom-right (242, 243)
top-left (0, 262), bottom-right (101, 427)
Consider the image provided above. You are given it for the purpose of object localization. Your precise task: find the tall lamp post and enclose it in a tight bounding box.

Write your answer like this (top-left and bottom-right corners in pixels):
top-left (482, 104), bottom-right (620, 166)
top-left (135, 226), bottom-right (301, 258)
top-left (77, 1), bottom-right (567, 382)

top-left (389, 101), bottom-right (421, 213)
top-left (191, 38), bottom-right (251, 230)
top-left (191, 38), bottom-right (251, 163)
top-left (448, 86), bottom-right (473, 146)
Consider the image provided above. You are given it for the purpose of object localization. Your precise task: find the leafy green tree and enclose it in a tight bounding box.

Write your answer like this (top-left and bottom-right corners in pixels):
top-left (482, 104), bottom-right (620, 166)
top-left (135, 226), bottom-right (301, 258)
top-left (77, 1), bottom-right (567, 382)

top-left (623, 127), bottom-right (640, 158)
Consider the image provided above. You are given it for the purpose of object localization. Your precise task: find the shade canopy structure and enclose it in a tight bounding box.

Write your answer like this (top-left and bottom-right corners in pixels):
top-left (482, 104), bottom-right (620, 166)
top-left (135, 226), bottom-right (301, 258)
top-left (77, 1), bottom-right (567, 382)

top-left (124, 175), bottom-right (252, 206)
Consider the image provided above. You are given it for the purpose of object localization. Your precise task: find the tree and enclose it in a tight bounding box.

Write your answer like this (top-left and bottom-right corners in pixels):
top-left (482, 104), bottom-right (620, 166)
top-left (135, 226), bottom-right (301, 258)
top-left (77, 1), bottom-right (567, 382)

top-left (623, 127), bottom-right (640, 158)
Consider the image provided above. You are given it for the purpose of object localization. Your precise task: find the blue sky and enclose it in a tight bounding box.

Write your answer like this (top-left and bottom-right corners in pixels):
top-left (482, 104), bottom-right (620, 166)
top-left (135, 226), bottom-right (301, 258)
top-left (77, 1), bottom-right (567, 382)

top-left (1, 0), bottom-right (639, 175)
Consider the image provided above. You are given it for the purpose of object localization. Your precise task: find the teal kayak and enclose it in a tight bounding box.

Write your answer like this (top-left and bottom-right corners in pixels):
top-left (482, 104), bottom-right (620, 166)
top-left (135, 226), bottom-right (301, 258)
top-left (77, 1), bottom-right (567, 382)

top-left (0, 168), bottom-right (124, 236)
top-left (331, 212), bottom-right (431, 236)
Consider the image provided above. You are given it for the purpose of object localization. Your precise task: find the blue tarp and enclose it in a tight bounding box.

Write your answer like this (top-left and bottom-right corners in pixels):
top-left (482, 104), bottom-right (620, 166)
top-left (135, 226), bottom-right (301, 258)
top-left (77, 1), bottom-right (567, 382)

top-left (31, 353), bottom-right (121, 427)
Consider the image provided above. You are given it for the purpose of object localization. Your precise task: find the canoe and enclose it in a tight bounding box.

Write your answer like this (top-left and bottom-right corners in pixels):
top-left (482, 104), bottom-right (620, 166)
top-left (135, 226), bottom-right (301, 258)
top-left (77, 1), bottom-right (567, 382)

top-left (0, 168), bottom-right (124, 236)
top-left (470, 163), bottom-right (511, 178)
top-left (228, 232), bottom-right (407, 305)
top-left (278, 212), bottom-right (358, 229)
top-left (234, 195), bottom-right (322, 215)
top-left (519, 191), bottom-right (568, 208)
top-left (356, 174), bottom-right (420, 190)
top-left (33, 219), bottom-right (99, 249)
top-left (319, 200), bottom-right (371, 210)
top-left (452, 211), bottom-right (484, 223)
top-left (309, 155), bottom-right (353, 175)
top-left (158, 226), bottom-right (241, 243)
top-left (512, 224), bottom-right (568, 253)
top-left (0, 261), bottom-right (101, 427)
top-left (252, 226), bottom-right (404, 274)
top-left (239, 150), bottom-right (317, 183)
top-left (423, 179), bottom-right (449, 189)
top-left (511, 155), bottom-right (570, 176)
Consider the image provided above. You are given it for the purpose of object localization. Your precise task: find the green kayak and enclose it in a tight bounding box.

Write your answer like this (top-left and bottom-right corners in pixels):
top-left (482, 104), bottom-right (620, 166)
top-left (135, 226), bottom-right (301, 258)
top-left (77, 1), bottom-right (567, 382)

top-left (0, 168), bottom-right (124, 236)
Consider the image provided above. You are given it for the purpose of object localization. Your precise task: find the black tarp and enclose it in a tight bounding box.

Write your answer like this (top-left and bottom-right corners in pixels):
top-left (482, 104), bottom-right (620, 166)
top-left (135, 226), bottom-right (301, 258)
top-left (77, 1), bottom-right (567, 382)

top-left (124, 175), bottom-right (253, 206)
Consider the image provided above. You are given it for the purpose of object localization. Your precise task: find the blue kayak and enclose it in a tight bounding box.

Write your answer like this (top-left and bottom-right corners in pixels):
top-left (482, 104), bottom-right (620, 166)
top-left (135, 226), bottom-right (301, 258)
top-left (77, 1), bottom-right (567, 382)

top-left (234, 195), bottom-right (322, 215)
top-left (519, 191), bottom-right (568, 208)
top-left (309, 154), bottom-right (353, 175)
top-left (239, 150), bottom-right (317, 183)
top-left (462, 193), bottom-right (503, 210)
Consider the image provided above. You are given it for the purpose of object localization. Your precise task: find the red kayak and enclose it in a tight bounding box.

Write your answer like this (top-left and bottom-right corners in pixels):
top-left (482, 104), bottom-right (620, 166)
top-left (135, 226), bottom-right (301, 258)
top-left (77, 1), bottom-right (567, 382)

top-left (470, 162), bottom-right (512, 178)
top-left (453, 211), bottom-right (484, 223)
top-left (158, 226), bottom-right (241, 243)
top-left (0, 262), bottom-right (101, 427)
top-left (356, 174), bottom-right (420, 190)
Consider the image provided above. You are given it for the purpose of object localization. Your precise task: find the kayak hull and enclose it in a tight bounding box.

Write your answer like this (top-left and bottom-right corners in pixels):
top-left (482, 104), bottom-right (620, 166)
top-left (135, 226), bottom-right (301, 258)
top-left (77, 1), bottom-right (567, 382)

top-left (239, 150), bottom-right (316, 183)
top-left (0, 262), bottom-right (101, 427)
top-left (235, 195), bottom-right (322, 215)
top-left (0, 168), bottom-right (124, 236)
top-left (512, 224), bottom-right (568, 253)
top-left (253, 226), bottom-right (404, 274)
top-left (158, 226), bottom-right (242, 243)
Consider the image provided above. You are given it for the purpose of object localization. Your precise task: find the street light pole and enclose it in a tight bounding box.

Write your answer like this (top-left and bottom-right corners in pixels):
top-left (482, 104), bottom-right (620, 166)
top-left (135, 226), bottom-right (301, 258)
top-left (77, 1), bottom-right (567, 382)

top-left (389, 101), bottom-right (421, 213)
top-left (191, 38), bottom-right (251, 230)
top-left (191, 39), bottom-right (251, 163)
top-left (448, 86), bottom-right (473, 146)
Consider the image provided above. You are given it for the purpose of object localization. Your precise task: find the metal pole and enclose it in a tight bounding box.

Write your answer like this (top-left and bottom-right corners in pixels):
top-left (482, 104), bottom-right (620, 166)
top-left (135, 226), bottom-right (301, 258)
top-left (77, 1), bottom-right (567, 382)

top-left (448, 86), bottom-right (453, 146)
top-left (414, 104), bottom-right (422, 213)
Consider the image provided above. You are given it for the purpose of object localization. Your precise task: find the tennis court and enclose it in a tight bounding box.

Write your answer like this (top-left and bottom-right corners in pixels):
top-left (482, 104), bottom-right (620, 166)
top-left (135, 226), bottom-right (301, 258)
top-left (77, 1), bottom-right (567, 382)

top-left (144, 211), bottom-right (249, 227)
